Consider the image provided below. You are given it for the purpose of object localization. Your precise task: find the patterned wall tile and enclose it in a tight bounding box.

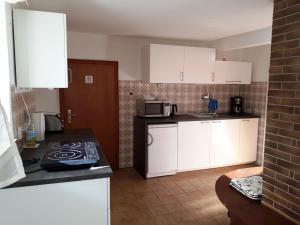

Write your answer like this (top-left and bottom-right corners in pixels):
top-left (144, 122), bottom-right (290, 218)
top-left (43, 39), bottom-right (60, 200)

top-left (11, 86), bottom-right (36, 137)
top-left (119, 81), bottom-right (268, 168)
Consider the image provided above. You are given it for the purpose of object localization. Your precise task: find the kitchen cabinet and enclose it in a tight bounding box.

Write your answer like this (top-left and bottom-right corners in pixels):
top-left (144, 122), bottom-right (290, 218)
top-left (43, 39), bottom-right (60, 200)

top-left (13, 9), bottom-right (68, 88)
top-left (134, 116), bottom-right (259, 178)
top-left (214, 61), bottom-right (252, 84)
top-left (183, 47), bottom-right (216, 83)
top-left (0, 178), bottom-right (110, 225)
top-left (239, 118), bottom-right (259, 163)
top-left (178, 121), bottom-right (211, 171)
top-left (149, 44), bottom-right (184, 83)
top-left (210, 120), bottom-right (240, 167)
top-left (147, 44), bottom-right (216, 84)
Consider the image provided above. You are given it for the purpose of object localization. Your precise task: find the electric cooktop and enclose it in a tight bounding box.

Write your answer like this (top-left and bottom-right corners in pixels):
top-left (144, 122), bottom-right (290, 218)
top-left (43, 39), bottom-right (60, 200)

top-left (40, 141), bottom-right (100, 171)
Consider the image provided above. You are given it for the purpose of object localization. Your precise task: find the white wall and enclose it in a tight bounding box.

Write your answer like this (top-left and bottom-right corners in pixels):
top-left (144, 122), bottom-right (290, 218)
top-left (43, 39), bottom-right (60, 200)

top-left (67, 31), bottom-right (207, 80)
top-left (34, 30), bottom-right (271, 113)
top-left (35, 31), bottom-right (207, 112)
top-left (216, 44), bottom-right (271, 82)
top-left (210, 27), bottom-right (272, 51)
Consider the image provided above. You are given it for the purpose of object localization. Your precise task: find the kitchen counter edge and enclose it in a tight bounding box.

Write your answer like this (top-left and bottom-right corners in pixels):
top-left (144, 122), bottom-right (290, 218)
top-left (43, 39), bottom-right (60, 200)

top-left (6, 129), bottom-right (113, 189)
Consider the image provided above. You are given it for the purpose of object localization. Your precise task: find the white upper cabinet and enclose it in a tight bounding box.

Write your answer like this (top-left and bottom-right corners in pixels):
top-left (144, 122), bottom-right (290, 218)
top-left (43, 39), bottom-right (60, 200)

top-left (13, 9), bottom-right (68, 88)
top-left (149, 44), bottom-right (184, 83)
top-left (147, 44), bottom-right (216, 84)
top-left (183, 47), bottom-right (216, 83)
top-left (214, 61), bottom-right (252, 84)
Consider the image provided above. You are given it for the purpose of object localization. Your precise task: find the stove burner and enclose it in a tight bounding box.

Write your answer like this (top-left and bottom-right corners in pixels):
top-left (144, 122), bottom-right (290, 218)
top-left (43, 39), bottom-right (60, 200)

top-left (48, 150), bottom-right (83, 160)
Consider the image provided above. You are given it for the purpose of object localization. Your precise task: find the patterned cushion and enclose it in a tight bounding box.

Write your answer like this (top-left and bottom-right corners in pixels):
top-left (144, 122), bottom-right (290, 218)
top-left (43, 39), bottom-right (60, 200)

top-left (229, 175), bottom-right (262, 200)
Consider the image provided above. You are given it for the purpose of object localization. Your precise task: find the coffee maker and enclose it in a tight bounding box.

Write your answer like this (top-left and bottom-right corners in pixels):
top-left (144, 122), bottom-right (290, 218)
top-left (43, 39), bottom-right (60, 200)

top-left (231, 96), bottom-right (243, 115)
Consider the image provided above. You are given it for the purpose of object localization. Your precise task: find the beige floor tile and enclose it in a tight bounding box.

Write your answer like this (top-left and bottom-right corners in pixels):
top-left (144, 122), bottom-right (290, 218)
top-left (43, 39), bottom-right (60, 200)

top-left (111, 165), bottom-right (253, 225)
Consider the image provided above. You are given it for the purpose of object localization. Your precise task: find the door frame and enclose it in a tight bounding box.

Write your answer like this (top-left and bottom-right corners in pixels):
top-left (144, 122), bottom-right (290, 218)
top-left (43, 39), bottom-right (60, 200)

top-left (59, 59), bottom-right (119, 169)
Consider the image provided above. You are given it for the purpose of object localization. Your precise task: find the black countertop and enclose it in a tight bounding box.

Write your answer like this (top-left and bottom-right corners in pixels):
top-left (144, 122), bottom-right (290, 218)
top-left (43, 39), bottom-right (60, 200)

top-left (135, 113), bottom-right (260, 124)
top-left (7, 129), bottom-right (112, 188)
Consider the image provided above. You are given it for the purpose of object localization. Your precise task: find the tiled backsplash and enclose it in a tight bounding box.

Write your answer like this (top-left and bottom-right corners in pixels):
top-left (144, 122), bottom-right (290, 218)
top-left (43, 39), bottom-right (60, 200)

top-left (10, 81), bottom-right (268, 169)
top-left (119, 80), bottom-right (268, 168)
top-left (11, 86), bottom-right (36, 137)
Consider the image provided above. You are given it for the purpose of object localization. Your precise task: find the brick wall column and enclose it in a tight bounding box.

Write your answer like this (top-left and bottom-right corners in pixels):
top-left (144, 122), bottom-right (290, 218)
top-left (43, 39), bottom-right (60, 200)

top-left (262, 0), bottom-right (300, 223)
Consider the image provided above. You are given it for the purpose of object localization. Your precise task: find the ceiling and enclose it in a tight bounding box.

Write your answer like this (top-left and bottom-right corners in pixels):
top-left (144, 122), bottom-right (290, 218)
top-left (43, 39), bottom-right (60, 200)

top-left (22, 0), bottom-right (273, 41)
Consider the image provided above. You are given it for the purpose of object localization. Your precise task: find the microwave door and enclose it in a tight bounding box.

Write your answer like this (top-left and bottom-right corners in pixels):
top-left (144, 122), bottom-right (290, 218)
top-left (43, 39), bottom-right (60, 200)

top-left (145, 103), bottom-right (163, 117)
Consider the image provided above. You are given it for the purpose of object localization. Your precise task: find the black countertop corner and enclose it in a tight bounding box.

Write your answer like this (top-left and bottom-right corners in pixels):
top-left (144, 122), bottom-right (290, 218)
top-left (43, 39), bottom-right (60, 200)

top-left (7, 129), bottom-right (113, 189)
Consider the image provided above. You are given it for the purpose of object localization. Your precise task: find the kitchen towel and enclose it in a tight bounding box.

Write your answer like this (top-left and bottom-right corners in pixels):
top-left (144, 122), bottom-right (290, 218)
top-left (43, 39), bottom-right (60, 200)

top-left (229, 175), bottom-right (262, 200)
top-left (0, 100), bottom-right (25, 188)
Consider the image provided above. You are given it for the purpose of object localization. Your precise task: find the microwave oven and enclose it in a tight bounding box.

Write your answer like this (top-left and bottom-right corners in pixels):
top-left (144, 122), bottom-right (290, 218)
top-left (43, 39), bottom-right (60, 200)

top-left (136, 99), bottom-right (171, 118)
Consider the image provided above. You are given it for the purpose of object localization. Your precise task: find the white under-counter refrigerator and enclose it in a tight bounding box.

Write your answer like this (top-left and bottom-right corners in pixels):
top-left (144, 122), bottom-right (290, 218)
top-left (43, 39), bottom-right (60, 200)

top-left (147, 123), bottom-right (178, 178)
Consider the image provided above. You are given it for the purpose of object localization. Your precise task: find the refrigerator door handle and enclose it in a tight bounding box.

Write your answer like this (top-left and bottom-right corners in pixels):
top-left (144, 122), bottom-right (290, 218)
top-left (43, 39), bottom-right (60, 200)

top-left (148, 133), bottom-right (153, 146)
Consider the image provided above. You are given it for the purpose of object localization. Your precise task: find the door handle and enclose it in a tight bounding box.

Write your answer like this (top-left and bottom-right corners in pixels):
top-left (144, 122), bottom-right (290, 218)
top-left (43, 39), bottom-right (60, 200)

top-left (68, 68), bottom-right (73, 84)
top-left (67, 109), bottom-right (76, 124)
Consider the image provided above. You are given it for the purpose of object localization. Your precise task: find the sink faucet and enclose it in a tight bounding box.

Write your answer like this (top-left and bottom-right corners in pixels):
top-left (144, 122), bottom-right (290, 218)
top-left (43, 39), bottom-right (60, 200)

top-left (201, 93), bottom-right (210, 100)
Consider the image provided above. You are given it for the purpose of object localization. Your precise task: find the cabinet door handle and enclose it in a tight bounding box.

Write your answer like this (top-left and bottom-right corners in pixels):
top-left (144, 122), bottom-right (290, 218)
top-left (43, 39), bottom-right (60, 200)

top-left (211, 72), bottom-right (215, 82)
top-left (179, 72), bottom-right (184, 81)
top-left (68, 68), bottom-right (73, 84)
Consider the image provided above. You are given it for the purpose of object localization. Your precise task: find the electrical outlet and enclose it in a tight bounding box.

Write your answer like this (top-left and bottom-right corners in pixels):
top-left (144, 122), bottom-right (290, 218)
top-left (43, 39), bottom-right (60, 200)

top-left (157, 83), bottom-right (165, 88)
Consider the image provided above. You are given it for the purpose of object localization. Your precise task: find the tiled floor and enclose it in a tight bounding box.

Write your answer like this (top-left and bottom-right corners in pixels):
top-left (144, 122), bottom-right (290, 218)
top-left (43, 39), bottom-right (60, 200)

top-left (111, 164), bottom-right (253, 225)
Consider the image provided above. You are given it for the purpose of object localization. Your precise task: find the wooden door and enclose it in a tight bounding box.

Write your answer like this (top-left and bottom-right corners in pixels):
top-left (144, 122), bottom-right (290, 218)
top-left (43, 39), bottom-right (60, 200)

top-left (60, 59), bottom-right (119, 169)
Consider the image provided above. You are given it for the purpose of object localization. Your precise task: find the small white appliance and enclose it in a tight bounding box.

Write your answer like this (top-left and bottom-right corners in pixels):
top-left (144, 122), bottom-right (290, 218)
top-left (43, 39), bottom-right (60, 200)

top-left (31, 112), bottom-right (45, 141)
top-left (147, 123), bottom-right (178, 178)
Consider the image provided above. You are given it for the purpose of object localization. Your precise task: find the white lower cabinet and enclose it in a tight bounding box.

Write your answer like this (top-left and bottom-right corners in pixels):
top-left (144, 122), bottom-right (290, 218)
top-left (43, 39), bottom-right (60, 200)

top-left (239, 118), bottom-right (259, 163)
top-left (178, 121), bottom-right (211, 171)
top-left (210, 120), bottom-right (240, 167)
top-left (0, 178), bottom-right (110, 225)
top-left (175, 118), bottom-right (259, 173)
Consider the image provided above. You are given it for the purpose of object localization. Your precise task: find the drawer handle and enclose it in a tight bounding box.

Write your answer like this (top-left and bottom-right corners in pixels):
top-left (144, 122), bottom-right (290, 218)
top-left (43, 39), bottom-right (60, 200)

top-left (242, 119), bottom-right (250, 122)
top-left (225, 80), bottom-right (241, 83)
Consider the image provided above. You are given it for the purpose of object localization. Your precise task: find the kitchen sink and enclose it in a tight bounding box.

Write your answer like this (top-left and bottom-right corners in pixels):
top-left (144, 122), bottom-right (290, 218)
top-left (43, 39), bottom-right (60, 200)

top-left (188, 112), bottom-right (218, 118)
